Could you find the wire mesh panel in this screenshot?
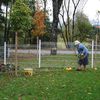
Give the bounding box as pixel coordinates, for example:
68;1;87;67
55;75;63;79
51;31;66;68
41;42;78;68
41;41;100;69
7;44;38;69
93;44;100;68
82;40;100;68
0;40;99;70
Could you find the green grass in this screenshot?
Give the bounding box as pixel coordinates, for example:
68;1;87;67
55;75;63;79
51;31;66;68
0;68;100;100
1;54;99;100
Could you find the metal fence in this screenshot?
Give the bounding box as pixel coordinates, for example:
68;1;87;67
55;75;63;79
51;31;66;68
0;41;100;69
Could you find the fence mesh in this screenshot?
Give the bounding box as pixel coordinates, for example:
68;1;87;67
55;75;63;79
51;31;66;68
0;41;100;69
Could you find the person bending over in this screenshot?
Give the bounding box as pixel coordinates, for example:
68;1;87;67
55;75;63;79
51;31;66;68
74;40;89;70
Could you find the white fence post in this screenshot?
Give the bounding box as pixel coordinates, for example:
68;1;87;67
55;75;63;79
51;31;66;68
4;42;6;65
91;40;94;68
39;39;41;68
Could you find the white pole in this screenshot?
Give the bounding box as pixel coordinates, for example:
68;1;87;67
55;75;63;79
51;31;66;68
4;42;6;65
39;39;41;68
91;40;94;68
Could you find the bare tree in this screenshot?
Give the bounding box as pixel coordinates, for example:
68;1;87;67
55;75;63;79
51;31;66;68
59;0;71;47
58;0;87;48
72;0;81;40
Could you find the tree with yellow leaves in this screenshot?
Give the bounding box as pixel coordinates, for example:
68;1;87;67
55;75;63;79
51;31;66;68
32;8;46;37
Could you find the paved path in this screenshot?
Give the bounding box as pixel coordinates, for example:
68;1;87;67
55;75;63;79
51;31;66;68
10;49;100;54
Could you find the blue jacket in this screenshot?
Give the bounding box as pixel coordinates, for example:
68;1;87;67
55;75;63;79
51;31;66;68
77;43;89;56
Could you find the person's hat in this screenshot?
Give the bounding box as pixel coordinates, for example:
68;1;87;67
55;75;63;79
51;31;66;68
74;40;80;45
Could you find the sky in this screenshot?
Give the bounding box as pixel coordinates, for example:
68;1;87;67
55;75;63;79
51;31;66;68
83;0;100;25
46;0;100;25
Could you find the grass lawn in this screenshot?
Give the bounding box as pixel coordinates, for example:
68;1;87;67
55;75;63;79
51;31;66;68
0;54;100;100
0;68;100;100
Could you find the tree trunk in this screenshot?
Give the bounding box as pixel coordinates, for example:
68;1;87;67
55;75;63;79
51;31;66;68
4;2;8;43
51;0;63;55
